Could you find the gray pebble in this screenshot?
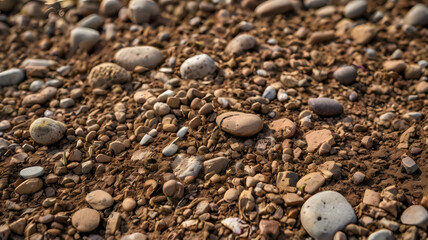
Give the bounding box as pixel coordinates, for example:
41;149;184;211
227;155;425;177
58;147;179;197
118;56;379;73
56;66;71;76
408;95;418;101
128;0;159;25
20;166;45;179
139;134;153;146
46;79;63;88
162;144;178;156
100;0;122;16
368;229;393;240
177;127;189;138
148;129;158;137
70;27;100;52
114;46;164;70
304;0;328;9
0;68;25;86
370;10;384;22
262;86;276;100
256;69;267;77
418;60;428;68
391;49;403;59
406;112;423;121
44;110;54;117
379;112;395;121
59;98;75;108
402;157;418;174
238;21;253;31
333;66;357;85
366;48;376;59
77;14;104;29
180;54;216;80
29;80;44;92
404;4;428;26
349;91;358;101
267;38;277;45
309;98;344;117
344;0;367;19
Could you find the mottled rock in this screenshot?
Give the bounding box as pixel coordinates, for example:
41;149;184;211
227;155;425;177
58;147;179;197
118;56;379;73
29;118;66;145
85;190;114;210
180;54;217;80
172;155;203;180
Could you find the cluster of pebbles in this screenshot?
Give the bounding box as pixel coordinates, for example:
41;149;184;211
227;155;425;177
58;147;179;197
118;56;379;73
0;0;427;239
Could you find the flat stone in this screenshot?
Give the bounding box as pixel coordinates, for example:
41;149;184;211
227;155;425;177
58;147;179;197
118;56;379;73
19;166;44;179
404;4;428;26
72;208;100;232
255;0;294;17
283;193;305;206
216;112;264;137
100;0;122;16
180;54;217;80
203;157;229;174
224;188;239;202
368;229;394;240
350;24;376;44
171;155;203;180
0;68;25;86
15;178;43;195
301;191;357;240
85;190;114;210
333;66;357;85
23;86;58;107
9;218;26;235
269;118;297;138
305;129;335;153
344;0;367;19
309;98;343;117
114;46;163;70
106;212;121;235
416;81;428;93
0;225;10;240
225;34;257;55
296;172;325;194
401;205;428;228
383;60;406;72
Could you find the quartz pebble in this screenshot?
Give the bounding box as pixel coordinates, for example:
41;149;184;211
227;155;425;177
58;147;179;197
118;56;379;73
301;191;357;240
172;155;202;180
19;166;44;179
29;118;66;145
177;127;189;138
163;144;178;156
180;54;217;80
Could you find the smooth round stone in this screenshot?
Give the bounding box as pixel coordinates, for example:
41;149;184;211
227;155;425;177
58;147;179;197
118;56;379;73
255;0;294;17
309;98;344;117
70;27;100;52
180;54;216;80
391;49;403;59
122;198;137;211
139;134;153;145
29;118;66;145
128;0;159;24
401;205;428;228
366;48;376;59
20;59;57;68
114;46;163;70
29;80;44;92
267;38;277;45
404;4;428;26
262;86;276;100
15;178;43;195
0;0;16;12
344;0;367;19
224;188;239;202
0;120;10;131
72;208;100;233
301;191;357;240
368;229;394;240
46;79;63;88
100;0;122;16
238;21;253;31
148;129;158;137
333;66;357;85
177;127;189;138
216;112;264;137
418;60;428;68
163;144;178;156
86;190;114;210
88;63;131;89
370;10;384;22
304;0;327;9
158;90;174;102
162;179;184;199
225;34;257;55
256;69;267;76
0;68;25;86
20;166;44;179
44;110;54;117
59;98;75;108
77;14;103;29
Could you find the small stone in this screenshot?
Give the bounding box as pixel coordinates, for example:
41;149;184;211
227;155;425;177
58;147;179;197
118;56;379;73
361;136;373;148
305;129;335;153
199;103;214;115
344;0;367;19
276;171;299;192
23;86;58;107
224;188;239;202
383;60;406;72
308;31;335;44
352;171;365;184
180;54;217;80
225;34;257;55
277;89;289;102
366;48;376;59
109;141;126;155
333;66;357;85
401;205;428;228
0;68;25;86
100;0;122;16
363;189;380;207
0;120;11;131
333;231;347;240
85;190;114;210
77;14;104;29
139;134;153;145
106;212;121;235
9;218;26;235
404;4;428;26
114;46;163;70
380;112;396;121
88;63;131;89
162;144;178;156
163;180;184;199
301;191;357;240
29;118;66;145
70;27;100;52
404;65;422;79
309;98;343;117
203;157;229;174
259;220;280;236
262;86;276;100
0;225;10;239
19;166;44;179
283;193;305;206
216;112;264;137
72;208;100;233
255;0;294;17
368;229;394;240
120;233;148;240
15;178;43;195
269;118;297;138
350;24;376;44
153;102;170;116
128;0;159;24
29;80;43;92
296;172;325;194
122;198;136;211
305;0;327;9
171;155;203;180
391;49;403;59
59;98;75;108
177;127;189;138
401;157;418;174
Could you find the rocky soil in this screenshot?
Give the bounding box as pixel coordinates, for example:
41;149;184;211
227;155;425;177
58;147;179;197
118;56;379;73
0;0;427;239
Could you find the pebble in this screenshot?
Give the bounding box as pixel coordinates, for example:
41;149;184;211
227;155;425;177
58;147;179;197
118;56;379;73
363;189;380;206
20;59;57;68
418;60;428;68
29;80;44;92
239;21;253;31
88;63;131;89
70;27;100;52
350;24;376;44
224;188;239;202
391;49;403;59
114;46;163;70
180;54;217;80
139;134;153;145
9;218;26;235
416;81;428;93
46;79;63;87
269;118;297;138
304;0;327;9
277;89;289;102
72;208;100;232
400;205;428;228
19;166;44;179
0;0;15;12
262;86;276;100
122;198;136;211
305;129;335;153
29;118;66;145
401;157;418;174
85;190;114;210
333;66;357;85
177;127;188;138
100;0;122;16
172;155;203;180
128;0;159;25
296;172;325;194
0;68;25;86
120;233;148;240
366;48;376;59
162;144;178;156
344;0;367;19
163;180;184;199
404;4;428;26
77;14;103;29
301;191;357;240
380;112;395;121
255;0;294;17
216;112;264;137
404;65;422;79
368;229;394;240
0;120;10;131
309;97;344;117
59;98;75;108
15;178;43;195
203;157;229;174
153;102;170;116
259;220;280;236
352;171;365;184
383;60;406;72
225;34;257;55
